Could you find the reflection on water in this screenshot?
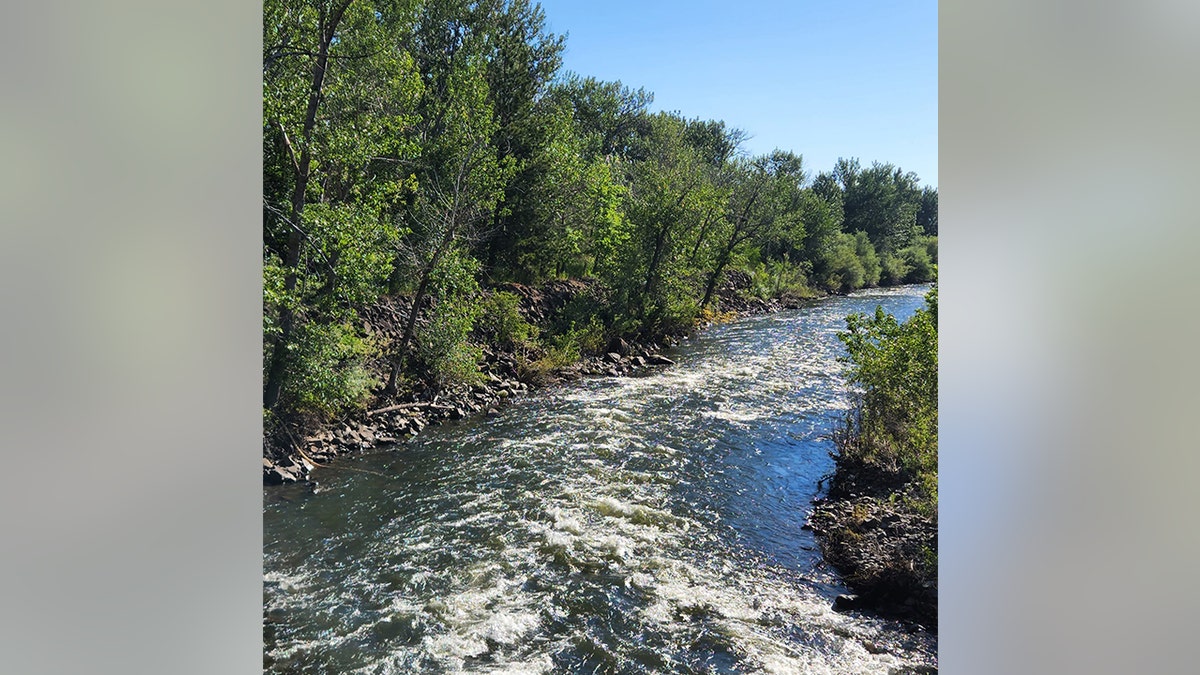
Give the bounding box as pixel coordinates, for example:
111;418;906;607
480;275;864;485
264;285;936;673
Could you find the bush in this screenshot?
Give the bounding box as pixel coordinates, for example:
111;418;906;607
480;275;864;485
281;319;377;418
879;253;910;285
821;234;866;293
898;244;935;283
743;259;815;301
476;291;539;351
415;299;483;390
853;231;882;287
838;286;938;510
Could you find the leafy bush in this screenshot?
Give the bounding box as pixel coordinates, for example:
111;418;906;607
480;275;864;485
879;252;910;285
898;244;935;283
555;315;606;355
744;259;816;301
838;286;938;511
281;319;377;418
820;234;866;293
476;290;539;351
415;299;483;390
853;231;882;287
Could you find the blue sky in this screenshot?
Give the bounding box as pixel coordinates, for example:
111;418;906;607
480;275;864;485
535;1;938;188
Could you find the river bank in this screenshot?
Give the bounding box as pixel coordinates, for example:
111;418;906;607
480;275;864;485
806;460;938;630
805;286;938;632
263;272;820;486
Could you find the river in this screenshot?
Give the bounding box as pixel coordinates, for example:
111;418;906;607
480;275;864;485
264;284;936;674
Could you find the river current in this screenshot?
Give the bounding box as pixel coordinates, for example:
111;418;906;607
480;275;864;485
264;284;936;673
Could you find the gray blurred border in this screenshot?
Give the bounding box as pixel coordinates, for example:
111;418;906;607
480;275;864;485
3;1;1199;673
942;1;1200;673
0;1;261;673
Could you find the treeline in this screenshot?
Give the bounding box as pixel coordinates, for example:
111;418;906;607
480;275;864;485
263;0;937;421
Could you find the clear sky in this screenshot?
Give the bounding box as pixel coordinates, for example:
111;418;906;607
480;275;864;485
535;0;938;188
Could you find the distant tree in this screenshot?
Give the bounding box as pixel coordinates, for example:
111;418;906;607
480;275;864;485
916;186;938;236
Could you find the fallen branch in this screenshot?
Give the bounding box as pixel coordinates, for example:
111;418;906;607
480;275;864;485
366;402;425;417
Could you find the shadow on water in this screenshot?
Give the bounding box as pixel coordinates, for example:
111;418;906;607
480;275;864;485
265;284;936;673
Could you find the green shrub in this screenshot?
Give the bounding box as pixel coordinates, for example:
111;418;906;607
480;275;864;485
838;286;938;510
879;253;910;285
853;231;882;287
282;319;377;418
416;299;483;389
821;234;866;293
477;291;539;351
744;259;816;301
899;244;935;283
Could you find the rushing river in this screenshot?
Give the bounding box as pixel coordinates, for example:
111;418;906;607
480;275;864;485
264;284;936;674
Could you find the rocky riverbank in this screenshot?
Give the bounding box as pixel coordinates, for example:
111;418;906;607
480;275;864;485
805;450;938;631
262;337;681;485
264;273;820;486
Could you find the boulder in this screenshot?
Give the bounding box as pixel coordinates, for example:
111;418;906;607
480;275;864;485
646;354;675;366
832;594;862;612
606;336;631;355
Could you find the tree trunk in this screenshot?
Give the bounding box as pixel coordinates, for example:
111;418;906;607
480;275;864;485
263;2;353;410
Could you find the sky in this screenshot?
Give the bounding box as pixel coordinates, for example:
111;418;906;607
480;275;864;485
535;0;938;188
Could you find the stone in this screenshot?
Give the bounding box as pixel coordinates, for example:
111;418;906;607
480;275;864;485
832;594;861;612
646;354;675;366
606;336;631;355
606;352;622;363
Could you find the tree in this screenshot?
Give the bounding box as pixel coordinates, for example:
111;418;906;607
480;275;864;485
550;73;653;160
916;186;938;236
699;151;804;309
263;0;421;412
839;286;938;498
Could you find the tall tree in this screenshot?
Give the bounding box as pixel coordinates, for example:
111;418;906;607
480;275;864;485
263;0;421;411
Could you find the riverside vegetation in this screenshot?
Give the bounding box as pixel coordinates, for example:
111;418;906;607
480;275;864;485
263;0;937;625
808;287;938;629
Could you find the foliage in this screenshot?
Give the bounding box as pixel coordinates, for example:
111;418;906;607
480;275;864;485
743;259;815;301
413;247;484;389
261;0;937;421
838;287;938;511
476;290;539;351
280;320;378;418
415;298;483;390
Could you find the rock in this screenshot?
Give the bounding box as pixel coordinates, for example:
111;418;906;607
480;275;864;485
633;355;646;368
264;464;299;485
606;336;631;355
646;354;675;366
832;594;862;612
606;352;623;363
486;407;500;418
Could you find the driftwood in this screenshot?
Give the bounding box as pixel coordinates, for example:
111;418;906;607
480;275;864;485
365;402;425;417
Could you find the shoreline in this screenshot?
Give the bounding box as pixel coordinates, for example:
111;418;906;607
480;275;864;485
263;280;826;487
